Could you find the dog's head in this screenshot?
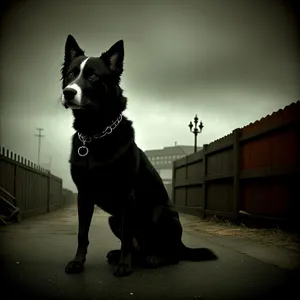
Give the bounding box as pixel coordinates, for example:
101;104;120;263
60;35;127;130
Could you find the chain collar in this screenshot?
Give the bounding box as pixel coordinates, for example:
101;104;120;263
77;114;123;157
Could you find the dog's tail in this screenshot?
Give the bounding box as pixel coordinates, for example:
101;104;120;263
180;242;218;261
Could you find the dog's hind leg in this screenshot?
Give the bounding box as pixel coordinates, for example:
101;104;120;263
107;215;142;266
65;194;94;274
142;207;182;269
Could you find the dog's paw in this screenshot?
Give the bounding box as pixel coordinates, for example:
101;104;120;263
65;260;84;274
144;255;161;268
114;262;132;277
106;249;121;264
144;255;179;268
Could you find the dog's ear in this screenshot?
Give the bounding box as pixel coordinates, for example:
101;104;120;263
100;40;124;76
61;35;85;80
64;35;85;62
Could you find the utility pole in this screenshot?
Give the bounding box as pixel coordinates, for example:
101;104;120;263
34;128;44;165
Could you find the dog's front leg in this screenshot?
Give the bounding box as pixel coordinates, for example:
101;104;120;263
114;193;135;277
114;214;134;277
65;193;94;274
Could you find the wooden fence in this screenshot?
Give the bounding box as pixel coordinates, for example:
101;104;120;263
172;101;300;229
0;146;76;220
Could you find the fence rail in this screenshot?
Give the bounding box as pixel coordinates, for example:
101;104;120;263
172;101;300;230
0;146;76;220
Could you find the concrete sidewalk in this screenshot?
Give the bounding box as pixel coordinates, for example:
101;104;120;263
1;205;299;300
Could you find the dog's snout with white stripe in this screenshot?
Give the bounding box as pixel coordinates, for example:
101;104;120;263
61;58;89;109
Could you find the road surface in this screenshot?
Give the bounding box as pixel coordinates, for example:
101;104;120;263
1;205;299;300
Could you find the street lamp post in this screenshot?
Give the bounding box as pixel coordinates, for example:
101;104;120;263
188;115;204;153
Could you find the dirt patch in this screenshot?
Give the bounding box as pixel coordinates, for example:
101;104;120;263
180;213;300;252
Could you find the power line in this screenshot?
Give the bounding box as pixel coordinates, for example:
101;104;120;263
34;128;44;165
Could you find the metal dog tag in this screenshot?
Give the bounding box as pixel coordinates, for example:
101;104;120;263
78;146;89;157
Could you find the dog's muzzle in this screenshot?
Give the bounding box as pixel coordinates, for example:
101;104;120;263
62;87;82;109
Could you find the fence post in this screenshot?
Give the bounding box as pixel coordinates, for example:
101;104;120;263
60;180;63;208
233;128;241;223
47;174;51;213
292;118;300;232
171;161;176;204
202;144;208;219
13;163;18;207
62;188;65;207
184;156;188;207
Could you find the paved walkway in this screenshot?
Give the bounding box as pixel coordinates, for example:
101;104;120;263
1;205;299;300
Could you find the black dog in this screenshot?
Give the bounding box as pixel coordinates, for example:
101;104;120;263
61;35;217;277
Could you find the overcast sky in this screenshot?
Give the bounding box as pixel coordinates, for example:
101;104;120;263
0;0;299;191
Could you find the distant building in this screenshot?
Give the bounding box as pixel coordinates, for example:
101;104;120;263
144;143;202;185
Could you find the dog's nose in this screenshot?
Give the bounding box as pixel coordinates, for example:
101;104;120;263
63;88;77;101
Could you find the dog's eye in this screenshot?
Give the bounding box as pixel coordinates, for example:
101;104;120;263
68;72;74;79
88;74;99;82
